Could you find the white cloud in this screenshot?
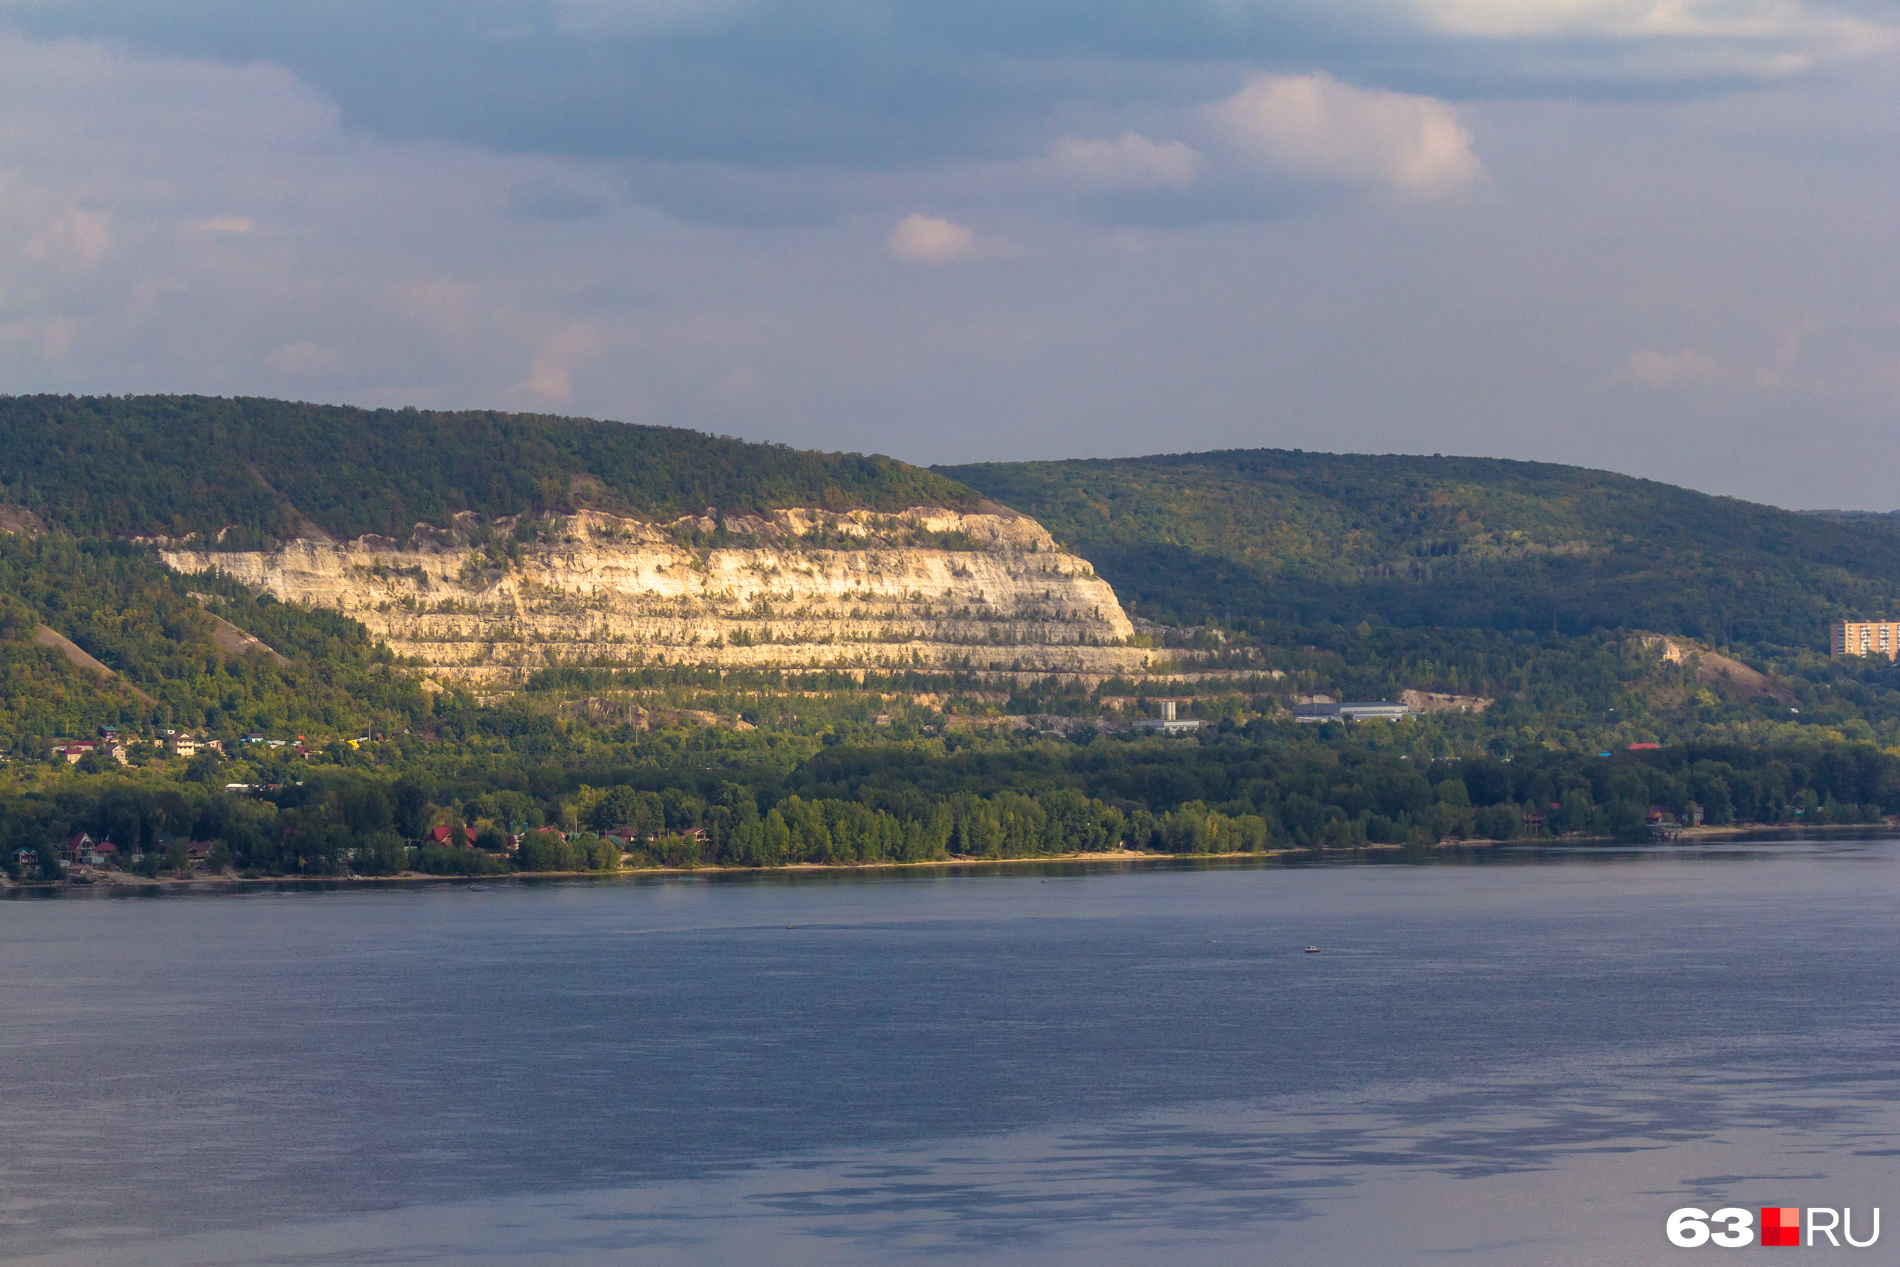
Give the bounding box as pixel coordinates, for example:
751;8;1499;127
1211;73;1482;196
0;33;653;405
1755;316;1820;387
1;317;78;359
885;214;980;265
30;207;112;266
1620;347;1722;386
523;323;601;402
1421;0;1893;47
707;367;765;407
1048;132;1201;190
265;341;342;375
1414;0;1899;79
549;0;753;37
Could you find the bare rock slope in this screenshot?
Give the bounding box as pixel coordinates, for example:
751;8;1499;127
163;506;1150;686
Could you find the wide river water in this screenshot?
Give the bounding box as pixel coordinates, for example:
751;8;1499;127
2;838;1897;1265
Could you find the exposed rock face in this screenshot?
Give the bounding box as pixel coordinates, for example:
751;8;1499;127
162;506;1150;685
1640;635;1794;704
0;503;45;535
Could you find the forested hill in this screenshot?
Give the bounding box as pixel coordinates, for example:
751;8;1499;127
941;449;1900;649
0;395;978;546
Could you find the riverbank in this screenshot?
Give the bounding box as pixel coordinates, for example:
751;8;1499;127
4;821;1880;893
10;849;1177;890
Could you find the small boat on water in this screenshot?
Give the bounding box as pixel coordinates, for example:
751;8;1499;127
1305;946;1320;953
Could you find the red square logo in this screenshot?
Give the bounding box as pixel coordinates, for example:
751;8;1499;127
1761;1207;1801;1247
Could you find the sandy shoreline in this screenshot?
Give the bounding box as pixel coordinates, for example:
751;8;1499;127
2;822;1882;892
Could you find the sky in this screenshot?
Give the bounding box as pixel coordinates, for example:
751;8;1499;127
0;1;1896;508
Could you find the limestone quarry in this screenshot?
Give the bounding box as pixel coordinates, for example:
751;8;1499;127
161;506;1153;687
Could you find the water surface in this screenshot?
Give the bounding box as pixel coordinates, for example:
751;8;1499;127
3;842;1896;1264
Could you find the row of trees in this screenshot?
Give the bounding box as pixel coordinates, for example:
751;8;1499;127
7;736;1897;880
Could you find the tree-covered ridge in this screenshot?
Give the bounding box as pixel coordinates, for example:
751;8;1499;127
941;449;1900;647
0;532;427;742
0;395;980;545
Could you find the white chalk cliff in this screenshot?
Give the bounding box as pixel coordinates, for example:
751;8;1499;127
162;506;1151;686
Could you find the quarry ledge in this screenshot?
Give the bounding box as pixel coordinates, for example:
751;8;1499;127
159;505;1150;685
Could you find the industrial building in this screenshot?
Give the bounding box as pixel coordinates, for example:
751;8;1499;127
1134;700;1203;733
1291;701;1410;724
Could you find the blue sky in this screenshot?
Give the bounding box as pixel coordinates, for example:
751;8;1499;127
0;0;1895;506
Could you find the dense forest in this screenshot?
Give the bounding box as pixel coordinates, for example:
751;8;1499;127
5;716;1891;881
0;395;978;545
943;449;1900;648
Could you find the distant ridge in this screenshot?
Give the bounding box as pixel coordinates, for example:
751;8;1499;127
0;395;979;547
943;448;1900;648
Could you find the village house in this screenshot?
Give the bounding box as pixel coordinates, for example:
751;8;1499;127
57;832;117;867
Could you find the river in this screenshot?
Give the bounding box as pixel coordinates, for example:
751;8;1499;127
3;838;1895;1264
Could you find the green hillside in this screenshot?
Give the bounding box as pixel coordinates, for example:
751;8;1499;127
0;395;977;546
941;449;1900;649
0;531;426;744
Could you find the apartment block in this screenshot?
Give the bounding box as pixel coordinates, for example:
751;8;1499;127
1830;620;1900;659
